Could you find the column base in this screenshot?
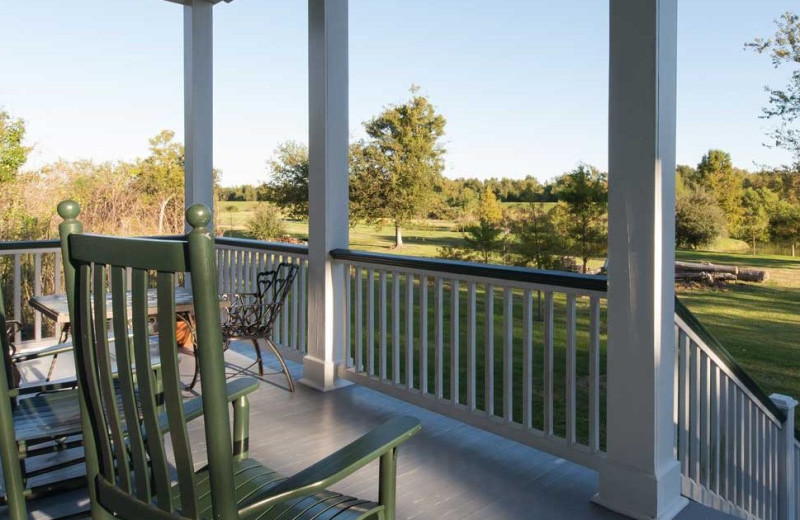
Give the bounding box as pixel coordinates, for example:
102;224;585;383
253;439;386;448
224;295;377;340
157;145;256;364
299;355;352;392
593;459;687;520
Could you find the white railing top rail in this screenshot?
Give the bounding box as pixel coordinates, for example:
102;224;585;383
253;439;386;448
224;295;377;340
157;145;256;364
215;237;308;258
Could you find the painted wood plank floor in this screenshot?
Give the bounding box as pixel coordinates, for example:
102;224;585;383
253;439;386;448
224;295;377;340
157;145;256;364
3;343;734;520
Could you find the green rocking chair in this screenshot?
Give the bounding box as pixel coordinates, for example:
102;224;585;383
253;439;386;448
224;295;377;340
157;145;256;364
68;204;421;520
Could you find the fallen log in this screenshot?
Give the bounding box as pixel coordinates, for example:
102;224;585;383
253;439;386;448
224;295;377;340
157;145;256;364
738;268;769;283
674;261;768;283
676;272;737;284
675;261;737;275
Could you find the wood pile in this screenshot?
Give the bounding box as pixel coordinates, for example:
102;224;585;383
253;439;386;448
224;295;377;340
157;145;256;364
675;261;768;285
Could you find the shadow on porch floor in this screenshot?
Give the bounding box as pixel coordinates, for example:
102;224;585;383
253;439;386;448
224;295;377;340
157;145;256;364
4;342;733;520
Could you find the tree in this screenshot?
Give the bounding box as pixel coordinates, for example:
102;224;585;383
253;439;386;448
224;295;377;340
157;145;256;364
506;204;560;270
746;12;800;163
133;130;185;234
0;110;31;183
553;164;608;273
675;188;727;249
350;87;446;248
264;141;309;219
476;186;503;225
693;150;745;233
462;219;505;263
739;188;771;255
769;199;800;255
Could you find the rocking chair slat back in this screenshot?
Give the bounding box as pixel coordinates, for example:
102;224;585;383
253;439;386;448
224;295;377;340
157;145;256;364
69;205;237;520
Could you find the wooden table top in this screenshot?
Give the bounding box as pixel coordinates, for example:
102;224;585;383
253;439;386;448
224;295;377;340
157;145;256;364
30;287;197;324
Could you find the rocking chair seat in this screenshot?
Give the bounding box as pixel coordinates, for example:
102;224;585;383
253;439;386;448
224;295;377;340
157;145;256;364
12;390;83;444
174;458;381;520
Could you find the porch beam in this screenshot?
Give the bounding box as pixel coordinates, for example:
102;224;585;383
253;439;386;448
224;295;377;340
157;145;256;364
302;0;350;391
594;1;687;519
183;0;215;224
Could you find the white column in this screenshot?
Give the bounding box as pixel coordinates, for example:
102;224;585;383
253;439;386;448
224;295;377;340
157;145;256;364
771;394;797;520
301;0;350;391
183;0;214;221
594;1;687;519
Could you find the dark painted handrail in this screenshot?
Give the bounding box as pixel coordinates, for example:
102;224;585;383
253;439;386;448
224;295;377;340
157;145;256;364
0;239;60;251
214;236;308;256
675;297;788;424
0;236;308;255
330;248;608;292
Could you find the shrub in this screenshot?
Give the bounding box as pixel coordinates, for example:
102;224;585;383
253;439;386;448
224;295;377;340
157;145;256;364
676;188;727;249
246;203;286;241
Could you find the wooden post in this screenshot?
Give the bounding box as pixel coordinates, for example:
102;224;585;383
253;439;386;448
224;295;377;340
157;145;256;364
301;0;350;391
183;0;215;225
771;394;797;520
594;1;687;518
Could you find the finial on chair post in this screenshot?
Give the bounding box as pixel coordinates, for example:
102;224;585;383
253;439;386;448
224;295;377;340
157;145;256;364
186;203;212;232
57;200;81;221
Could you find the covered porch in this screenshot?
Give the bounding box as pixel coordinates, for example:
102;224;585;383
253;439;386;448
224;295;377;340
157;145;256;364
2;0;799;519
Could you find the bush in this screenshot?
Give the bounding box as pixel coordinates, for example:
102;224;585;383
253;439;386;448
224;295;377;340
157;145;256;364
246;203;286;241
676;188;727;249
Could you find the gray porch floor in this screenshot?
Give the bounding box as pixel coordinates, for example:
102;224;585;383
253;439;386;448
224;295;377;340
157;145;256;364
5;343;733;520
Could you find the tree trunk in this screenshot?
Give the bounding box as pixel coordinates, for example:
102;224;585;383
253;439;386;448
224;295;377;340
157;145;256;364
158;195;174;235
394;224;404;248
792;243;796;257
582;257;588;274
752;236;756;256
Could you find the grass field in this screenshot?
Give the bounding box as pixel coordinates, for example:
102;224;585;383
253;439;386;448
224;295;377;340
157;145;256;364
218;201;800;419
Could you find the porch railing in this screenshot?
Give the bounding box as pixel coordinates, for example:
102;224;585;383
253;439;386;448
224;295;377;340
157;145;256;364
3;237;799;520
0;237;309;360
331;249;609;470
675;300;798;520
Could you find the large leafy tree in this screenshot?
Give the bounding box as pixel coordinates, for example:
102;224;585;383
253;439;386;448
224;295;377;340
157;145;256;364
692;150;745;233
350;88;446;248
747;12;800;163
133;130;185;234
263;141;309;219
0;110;31;183
553;164;608;273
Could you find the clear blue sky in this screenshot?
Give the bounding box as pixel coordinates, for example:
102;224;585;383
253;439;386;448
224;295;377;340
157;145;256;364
1;0;796;187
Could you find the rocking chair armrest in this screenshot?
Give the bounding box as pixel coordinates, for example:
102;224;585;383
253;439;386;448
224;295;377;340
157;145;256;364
5;320;22;338
12;380;78;397
11;342;75;363
238;415;421;516
159;376;260;431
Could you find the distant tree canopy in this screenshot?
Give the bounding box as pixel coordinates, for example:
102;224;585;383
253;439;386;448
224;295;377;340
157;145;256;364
0;110;31;183
747;11;800;163
506;203;560;270
690;149;746;233
132;130;185;234
350;88;447;248
263;141;309;220
552;164;608;273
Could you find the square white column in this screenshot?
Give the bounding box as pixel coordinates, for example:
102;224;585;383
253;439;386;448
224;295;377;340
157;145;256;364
593;1;687;519
301;0;350;391
183;0;215;222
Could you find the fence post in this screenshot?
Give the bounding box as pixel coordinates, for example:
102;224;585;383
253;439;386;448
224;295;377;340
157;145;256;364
771;394;798;520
